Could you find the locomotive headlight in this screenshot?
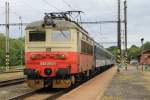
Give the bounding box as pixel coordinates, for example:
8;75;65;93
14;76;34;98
44;68;52;75
31;54;43;60
55;54;66;59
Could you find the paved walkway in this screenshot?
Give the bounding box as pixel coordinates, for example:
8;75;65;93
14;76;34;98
101;66;150;100
57;66;117;100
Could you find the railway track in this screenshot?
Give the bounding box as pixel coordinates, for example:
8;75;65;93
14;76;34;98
8;88;75;100
7;76;88;100
0;70;23;74
8;75;97;100
0;78;26;87
8;66;113;100
8;89;39;100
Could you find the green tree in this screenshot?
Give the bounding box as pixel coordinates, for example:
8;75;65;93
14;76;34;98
0;34;24;68
0;34;5;68
0;49;5;67
0;33;5;49
127;45;141;60
143;42;150;51
107;46;118;59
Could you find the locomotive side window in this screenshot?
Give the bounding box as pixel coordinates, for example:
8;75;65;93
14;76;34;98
81;40;93;55
51;31;71;42
29;31;45;42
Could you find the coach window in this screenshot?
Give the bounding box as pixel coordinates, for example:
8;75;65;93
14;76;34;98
51;31;71;42
29;31;46;42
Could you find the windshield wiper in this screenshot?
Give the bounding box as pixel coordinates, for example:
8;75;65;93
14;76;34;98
60;30;68;39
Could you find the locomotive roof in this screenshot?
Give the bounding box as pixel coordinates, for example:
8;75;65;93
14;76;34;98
25;19;89;34
25;20;44;29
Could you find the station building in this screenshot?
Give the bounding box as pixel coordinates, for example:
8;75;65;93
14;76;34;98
138;49;150;65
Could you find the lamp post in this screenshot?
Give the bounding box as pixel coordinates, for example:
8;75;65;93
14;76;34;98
141;38;144;71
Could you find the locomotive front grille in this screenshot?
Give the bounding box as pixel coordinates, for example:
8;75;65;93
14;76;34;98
24;68;39;78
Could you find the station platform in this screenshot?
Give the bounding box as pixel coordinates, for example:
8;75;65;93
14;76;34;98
101;65;150;100
57;66;117;100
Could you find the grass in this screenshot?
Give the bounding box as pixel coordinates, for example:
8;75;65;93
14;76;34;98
101;96;124;100
142;71;150;93
118;75;133;81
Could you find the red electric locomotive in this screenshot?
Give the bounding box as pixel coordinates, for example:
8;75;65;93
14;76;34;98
24;12;115;89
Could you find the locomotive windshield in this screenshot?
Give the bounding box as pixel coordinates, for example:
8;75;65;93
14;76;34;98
51;31;71;42
29;31;46;42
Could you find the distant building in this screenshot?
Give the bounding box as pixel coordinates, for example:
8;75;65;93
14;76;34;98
138;49;150;65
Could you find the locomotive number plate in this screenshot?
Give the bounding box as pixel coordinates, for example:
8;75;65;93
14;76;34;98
40;62;56;66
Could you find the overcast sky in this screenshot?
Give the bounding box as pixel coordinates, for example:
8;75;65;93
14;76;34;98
0;0;150;48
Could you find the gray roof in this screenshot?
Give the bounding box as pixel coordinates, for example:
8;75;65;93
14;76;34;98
25;20;44;29
25;20;78;30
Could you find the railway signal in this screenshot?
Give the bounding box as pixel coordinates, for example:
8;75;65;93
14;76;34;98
141;38;144;71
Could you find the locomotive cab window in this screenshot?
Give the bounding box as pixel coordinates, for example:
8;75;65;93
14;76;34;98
29;31;46;42
51;31;71;42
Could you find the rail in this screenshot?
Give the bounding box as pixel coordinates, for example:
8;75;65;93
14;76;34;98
0;78;26;87
8;66;114;100
8;90;39;100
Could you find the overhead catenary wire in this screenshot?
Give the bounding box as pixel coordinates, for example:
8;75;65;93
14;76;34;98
0;20;123;27
101;0;116;14
4;0;44;21
65;0;78;9
21;0;44;13
42;0;64;11
61;0;74;10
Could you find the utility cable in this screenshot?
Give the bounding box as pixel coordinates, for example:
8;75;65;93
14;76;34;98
21;0;44;13
42;0;63;11
61;0;74;10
